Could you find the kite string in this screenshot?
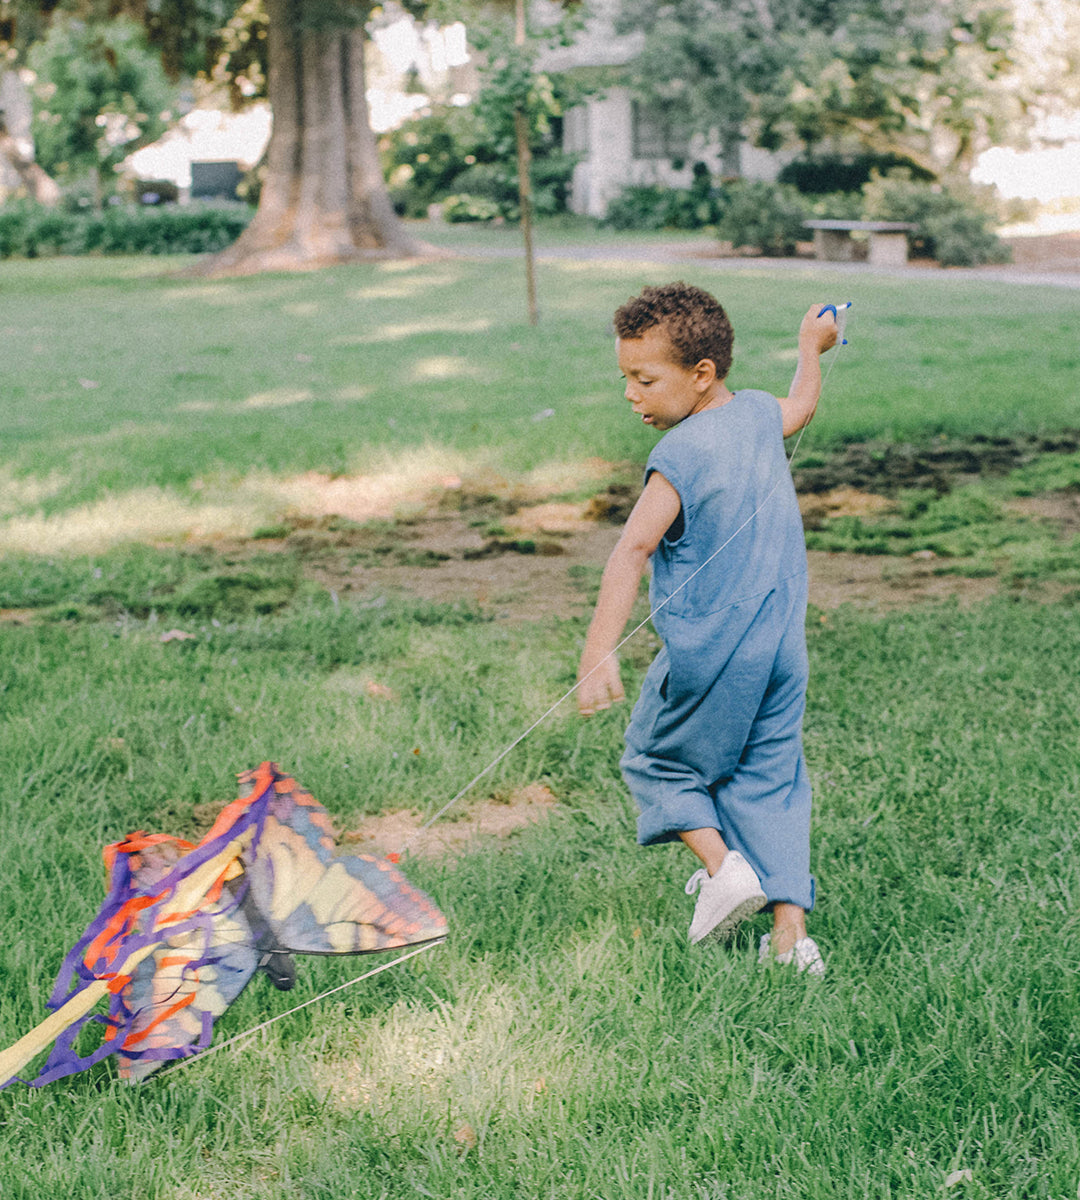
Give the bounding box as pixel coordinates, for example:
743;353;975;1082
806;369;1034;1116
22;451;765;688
397;306;852;855
158;940;444;1077
155;311;849;1075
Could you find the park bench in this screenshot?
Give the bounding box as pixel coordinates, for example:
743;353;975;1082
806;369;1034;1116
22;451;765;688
804;219;916;267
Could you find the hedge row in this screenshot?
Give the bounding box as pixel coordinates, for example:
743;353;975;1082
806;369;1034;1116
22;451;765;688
0;202;253;258
602;173;1011;267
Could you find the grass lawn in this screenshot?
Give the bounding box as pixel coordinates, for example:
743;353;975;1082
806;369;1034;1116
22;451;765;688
2;245;1078;549
2;246;1080;1198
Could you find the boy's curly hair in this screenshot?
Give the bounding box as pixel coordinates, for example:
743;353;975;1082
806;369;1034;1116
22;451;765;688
613;282;733;378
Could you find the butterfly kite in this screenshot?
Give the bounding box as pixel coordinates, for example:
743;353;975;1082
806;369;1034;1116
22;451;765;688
0;762;447;1088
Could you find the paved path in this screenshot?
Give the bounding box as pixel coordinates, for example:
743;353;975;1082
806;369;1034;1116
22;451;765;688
465;239;1080;290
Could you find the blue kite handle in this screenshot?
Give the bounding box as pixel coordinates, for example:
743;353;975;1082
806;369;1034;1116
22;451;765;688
817;301;852;344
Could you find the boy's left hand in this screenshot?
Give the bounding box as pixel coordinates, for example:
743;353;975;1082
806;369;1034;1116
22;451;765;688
577;656;625;716
799;305;840;355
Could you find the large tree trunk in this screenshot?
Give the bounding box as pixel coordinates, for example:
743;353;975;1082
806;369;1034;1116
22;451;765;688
194;0;433;276
0;129;61;206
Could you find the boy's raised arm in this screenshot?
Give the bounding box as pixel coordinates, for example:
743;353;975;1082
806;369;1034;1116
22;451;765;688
577;471;682;716
777;305;839;437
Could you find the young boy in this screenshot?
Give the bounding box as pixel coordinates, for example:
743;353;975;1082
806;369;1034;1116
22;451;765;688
577;282;837;974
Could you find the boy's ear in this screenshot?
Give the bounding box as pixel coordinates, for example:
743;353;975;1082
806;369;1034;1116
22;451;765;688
693;358;718;389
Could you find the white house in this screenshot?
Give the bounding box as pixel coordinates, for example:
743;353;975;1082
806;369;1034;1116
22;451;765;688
536;0;790;219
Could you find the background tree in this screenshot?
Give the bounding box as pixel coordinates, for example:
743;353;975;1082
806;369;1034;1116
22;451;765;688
614;0;796;176
27;16;175;205
3;0;440;272
757;0;1021;177
199;0;436;275
465;1;583;322
616;0;1030;181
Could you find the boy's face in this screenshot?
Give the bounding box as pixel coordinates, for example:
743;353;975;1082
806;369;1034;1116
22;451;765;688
616;327;715;432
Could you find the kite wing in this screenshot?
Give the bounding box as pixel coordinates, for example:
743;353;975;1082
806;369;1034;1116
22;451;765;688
238;765;448;955
111;836;261;1083
0;763;447;1088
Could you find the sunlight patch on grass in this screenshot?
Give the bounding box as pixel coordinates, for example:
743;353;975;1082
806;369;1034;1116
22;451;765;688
0;488;265;554
311;974;590;1128
408;356;482;381
0;469;70;517
553;257;671;273
333;385;373;402
161;283;250;306
242;388;315;409
374;259;450;275
350;269;463;300
523;456;624;497
0;446;484;554
340;316;493;345
260;448;472;525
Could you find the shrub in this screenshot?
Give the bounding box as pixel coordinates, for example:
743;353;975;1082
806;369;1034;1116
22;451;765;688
779;153;934;195
0;201;253;258
804;191;865;220
441;194;502;223
448;152;576;220
862;173;1009;267
603;164;725;231
715;179;810;256
602;185;672;230
382;101;577;222
383;105;488;218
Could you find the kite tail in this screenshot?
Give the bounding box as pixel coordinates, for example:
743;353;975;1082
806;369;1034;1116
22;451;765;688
16;770;277;1087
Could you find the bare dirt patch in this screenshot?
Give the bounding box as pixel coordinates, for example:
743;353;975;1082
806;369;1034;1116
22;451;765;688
1005;491;1080;535
792;432;1080;497
339;783;559;860
179;432;1080;624
806;549;999;610
226;470;1040;620
258;467;1039;617
0;609;36;625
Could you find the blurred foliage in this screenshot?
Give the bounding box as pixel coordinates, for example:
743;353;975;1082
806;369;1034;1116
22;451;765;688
440;191;502;222
617;0;1031;181
778;153;935;195
598;163;1009;266
715;177;810;256
0;197;252;256
863;172;1010;266
381;13;586;223
602;163;726;231
26;16;175;198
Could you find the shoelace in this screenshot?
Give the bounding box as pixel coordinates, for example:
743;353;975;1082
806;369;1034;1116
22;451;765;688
684;868;709;896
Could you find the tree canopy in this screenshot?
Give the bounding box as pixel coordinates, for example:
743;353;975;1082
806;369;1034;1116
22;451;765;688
26;16;175;194
615;0;1033;178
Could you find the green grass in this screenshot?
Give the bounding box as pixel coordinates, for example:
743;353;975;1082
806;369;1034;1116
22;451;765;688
3;251;1080;1197
2;592;1080;1197
802;454;1080;588
2;244;1078;551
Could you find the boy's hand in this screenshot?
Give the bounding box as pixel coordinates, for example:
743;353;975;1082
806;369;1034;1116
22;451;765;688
799;304;840;356
577;655;625;716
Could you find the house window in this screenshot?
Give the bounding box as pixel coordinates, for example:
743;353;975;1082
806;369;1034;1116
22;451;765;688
563;105;590;155
632;102;690;160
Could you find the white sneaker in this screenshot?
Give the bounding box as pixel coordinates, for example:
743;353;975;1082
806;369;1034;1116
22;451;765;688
684;851;766;944
758;932;826;976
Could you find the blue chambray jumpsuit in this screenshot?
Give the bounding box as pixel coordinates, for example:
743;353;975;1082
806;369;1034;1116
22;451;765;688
620;389;815;910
